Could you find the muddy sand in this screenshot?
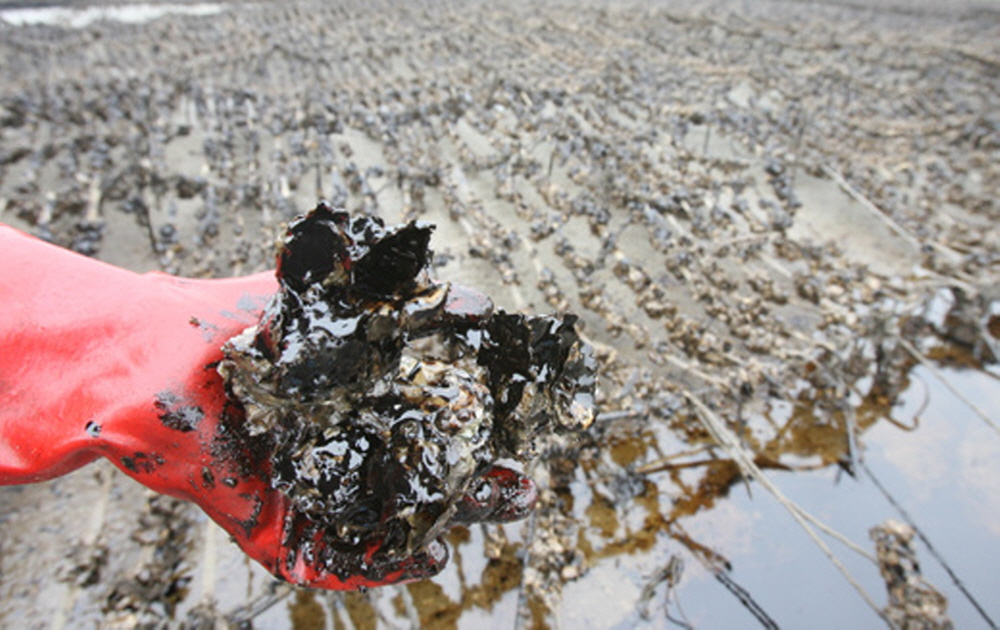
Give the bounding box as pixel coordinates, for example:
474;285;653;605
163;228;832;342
1;0;998;627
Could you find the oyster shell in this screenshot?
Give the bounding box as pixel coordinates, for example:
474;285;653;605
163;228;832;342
219;202;595;582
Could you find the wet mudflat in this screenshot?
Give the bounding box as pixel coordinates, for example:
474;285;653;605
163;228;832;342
0;0;998;627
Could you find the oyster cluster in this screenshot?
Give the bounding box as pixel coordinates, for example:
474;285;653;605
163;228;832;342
219;202;595;582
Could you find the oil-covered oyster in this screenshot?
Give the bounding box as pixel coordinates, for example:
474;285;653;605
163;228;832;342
219;202;595;583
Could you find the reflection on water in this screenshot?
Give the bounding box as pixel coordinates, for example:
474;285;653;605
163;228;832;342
665;363;1000;629
0;3;225;28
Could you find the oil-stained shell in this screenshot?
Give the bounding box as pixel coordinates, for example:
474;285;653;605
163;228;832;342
219;202;596;582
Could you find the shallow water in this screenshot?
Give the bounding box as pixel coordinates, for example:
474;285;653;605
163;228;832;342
636;364;1000;628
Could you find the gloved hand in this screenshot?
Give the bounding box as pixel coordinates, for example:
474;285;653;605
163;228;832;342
0;224;534;590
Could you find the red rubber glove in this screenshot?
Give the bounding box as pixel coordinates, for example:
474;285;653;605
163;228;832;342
0;224;530;589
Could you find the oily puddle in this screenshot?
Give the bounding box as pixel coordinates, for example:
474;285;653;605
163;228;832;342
579;363;1000;629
